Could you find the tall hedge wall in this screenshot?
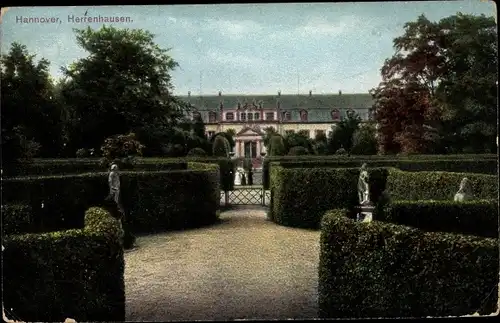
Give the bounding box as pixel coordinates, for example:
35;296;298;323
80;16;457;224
381;200;498;238
2;163;220;235
319;209;499;318
3;207;125;322
263;156;497;189
385;168;498;201
269;166;497;230
5;157;234;191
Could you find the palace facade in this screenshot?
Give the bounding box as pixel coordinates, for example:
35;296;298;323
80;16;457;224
179;91;374;158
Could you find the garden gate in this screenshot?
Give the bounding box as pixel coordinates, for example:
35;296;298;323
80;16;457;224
221;168;270;207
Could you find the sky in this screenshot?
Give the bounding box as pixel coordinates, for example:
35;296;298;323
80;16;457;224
1;1;496;95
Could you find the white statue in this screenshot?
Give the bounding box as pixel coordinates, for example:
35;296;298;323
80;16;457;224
108;163;124;215
234;167;242;186
454;177;472;202
358;163;371;206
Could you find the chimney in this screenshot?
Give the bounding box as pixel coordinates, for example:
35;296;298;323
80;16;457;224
278;90;281;97
309;90;312;97
188;91;191;97
338;90;342;96
219;91;222;97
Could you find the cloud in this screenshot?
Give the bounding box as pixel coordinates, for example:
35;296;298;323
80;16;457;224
204;18;264;40
207;49;264;66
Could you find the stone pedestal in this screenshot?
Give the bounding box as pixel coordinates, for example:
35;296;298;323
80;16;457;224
355;205;375;223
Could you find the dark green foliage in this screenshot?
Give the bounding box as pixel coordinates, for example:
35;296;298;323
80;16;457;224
2;164;220;235
319;210;499;318
2;204;33;235
210;131;235;149
3;207;125;322
386;168;498;201
187;147;208;157
212;135;230;157
288;146;309;156
262;155;497;189
270;166;388;229
351;124;378;155
382;200;498;238
269;135;287;156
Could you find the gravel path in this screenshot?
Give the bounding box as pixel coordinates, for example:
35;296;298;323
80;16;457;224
124;206;320;321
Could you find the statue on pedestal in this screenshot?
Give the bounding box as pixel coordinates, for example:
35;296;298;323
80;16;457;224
454;177;472;202
108;163;124;216
357;163;371;206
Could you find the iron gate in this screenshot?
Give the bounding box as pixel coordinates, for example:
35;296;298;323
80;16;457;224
220;169;270;206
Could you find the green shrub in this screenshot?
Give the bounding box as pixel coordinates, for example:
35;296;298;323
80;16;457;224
2;164;220;235
386;168;498;201
381;200;498;238
75;148;89;158
351;125;378;155
269;135;287;156
213;135;230;157
3;207;125;322
100;132;145;163
270;166;387;229
262;156;497;190
319;210;499;318
288;146;309;156
335;147;347;155
2;204;33;235
187;147;208;157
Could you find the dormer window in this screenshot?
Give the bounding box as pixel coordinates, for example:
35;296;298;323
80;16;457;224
282;111;291;121
331;109;340;120
226;112;234;121
300;110;308;121
208;111;217;123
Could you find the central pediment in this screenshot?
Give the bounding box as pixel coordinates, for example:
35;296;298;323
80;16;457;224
236;125;264;136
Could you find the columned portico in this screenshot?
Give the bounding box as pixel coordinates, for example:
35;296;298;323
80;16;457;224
234;126;265;159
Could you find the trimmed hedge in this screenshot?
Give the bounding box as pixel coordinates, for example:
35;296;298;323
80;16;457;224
2;163;221;235
385;168;498;201
381;200;498;238
1;204;33;235
3;207;125;322
6;157;235;191
262;155;497;189
319;209;499;318
269;166;388;229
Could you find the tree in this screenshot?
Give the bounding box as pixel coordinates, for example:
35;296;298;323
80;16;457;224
210;131;235;151
59;26;188;155
371;13;497;154
351;123;378;155
313;131;328;155
212;135;230;157
284;131;314;153
1;43;64;162
269;135;287;156
263;126;279;149
327;113;361;154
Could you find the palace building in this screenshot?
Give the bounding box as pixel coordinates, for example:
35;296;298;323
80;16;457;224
179;90;374;159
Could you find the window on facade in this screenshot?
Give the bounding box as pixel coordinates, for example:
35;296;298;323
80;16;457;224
254;112;260;120
226;112;234;121
331;109;340;120
285;130;295;136
300;110;308;122
240;112;246;121
266;112;274;121
208;111;217;123
298;130;310;138
282;111;291;121
247;113;253;121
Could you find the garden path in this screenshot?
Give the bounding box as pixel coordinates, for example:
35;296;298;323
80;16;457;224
124;206;320;321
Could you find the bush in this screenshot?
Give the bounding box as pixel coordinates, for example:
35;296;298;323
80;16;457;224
2;204;33;235
3;207;125;322
269;135;287;156
261;155;497;190
335;147;348;155
213;135;230;157
75;148;89;158
385;168;498;201
2;165;220;235
187;147;208;157
288;146;309;156
319;209;499;318
381;200;498;238
351;125;377;155
100;132;145;164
